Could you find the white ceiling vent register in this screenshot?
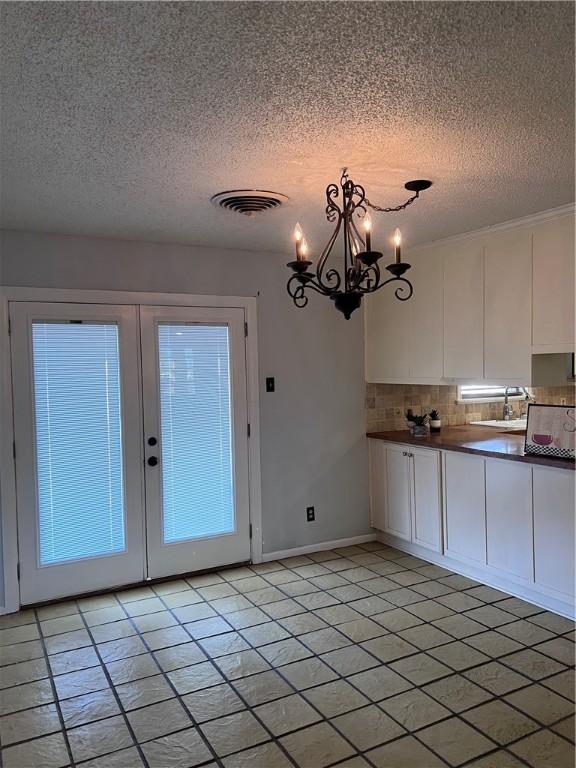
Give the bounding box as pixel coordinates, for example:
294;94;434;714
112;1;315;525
210;189;288;216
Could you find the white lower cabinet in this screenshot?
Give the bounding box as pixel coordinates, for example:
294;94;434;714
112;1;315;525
485;459;533;580
369;440;442;552
533;465;575;598
443;452;486;564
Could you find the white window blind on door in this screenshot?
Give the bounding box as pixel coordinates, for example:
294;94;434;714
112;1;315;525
32;322;126;565
158;324;235;542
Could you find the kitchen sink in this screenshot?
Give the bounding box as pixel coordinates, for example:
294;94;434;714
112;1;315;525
470;419;527;430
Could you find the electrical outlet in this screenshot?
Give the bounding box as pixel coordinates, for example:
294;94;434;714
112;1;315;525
306;506;315;522
266;377;275;393
561;398;567;405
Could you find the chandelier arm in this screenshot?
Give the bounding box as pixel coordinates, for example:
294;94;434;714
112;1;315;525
364;191;420;213
316;215;343;290
353;262;381;291
370;275;414;300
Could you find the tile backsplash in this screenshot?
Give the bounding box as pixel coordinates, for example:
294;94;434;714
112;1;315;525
366;383;576;432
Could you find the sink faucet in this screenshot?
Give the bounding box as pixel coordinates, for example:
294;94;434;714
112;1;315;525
503;386;515;421
520;387;536;418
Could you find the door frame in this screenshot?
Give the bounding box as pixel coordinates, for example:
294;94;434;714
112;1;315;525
0;288;263;614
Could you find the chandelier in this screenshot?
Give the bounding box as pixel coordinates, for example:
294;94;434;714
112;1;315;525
286;169;432;318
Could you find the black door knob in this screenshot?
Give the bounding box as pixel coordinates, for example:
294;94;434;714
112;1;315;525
147;456;158;466
148;437;157;446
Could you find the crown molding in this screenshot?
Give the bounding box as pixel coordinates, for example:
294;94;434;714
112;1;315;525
413;202;575;252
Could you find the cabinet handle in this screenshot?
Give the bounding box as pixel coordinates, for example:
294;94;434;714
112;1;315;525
402;451;407;456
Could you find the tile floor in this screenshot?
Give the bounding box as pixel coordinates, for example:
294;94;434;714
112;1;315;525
0;542;574;768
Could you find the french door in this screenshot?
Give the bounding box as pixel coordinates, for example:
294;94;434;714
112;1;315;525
10;301;251;604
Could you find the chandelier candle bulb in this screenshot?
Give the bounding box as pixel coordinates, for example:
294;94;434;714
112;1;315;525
294;222;304;260
363;212;372;251
394;228;402;264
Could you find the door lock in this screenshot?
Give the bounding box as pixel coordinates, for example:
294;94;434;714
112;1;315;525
147;456;158;466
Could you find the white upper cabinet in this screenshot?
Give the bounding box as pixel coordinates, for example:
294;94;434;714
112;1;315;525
365;276;411;381
409;247;444;379
484;228;532;382
532;215;575;353
443;241;484;380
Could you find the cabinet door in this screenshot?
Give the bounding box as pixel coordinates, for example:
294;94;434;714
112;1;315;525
409;247;443;379
532;215;575;352
486;459;533;580
365;284;411;381
484;229;532;381
384;445;412;540
533;466;575;597
411;448;442;552
443;452;486;563
443;243;484;379
368;440;387;531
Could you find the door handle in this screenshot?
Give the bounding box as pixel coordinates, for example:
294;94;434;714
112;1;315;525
147;456;158;467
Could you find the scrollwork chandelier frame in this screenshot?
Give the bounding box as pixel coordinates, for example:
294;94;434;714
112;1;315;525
286;169;432;318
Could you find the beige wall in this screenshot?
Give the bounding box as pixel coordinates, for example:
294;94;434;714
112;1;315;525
366;383;576;432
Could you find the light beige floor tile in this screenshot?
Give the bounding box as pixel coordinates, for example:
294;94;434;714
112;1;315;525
300;627;351;654
464;630;523;658
423;674;493;713
321;644;380;675
466;751;527;768
390;652;453;687
498;649;566;680
258;638;313;666
131;611;177;633
528;612;575;635
397;623;453;650
49;646;100;676
542;669;575;701
328;585;371;602
77;595;119;613
552;716;575;743
510;729;575;768
505;683;574;725
127;698;190;742
439;576;483;592
153;642;207;672
347;665;413;701
184;616;233;639
183;682;245;722
142;727;213;768
198;632;250;658
186;572;225;588
142;626;191;651
45;629;94;655
173;603;216;624
303;679;369;717
274;580;316;598
209;595;253;614
60;688;120;728
418;717;496;766
1;732;70;768
167;661;224;694
333;704;405;750
379;688;451;731
432;614;487;639
97;635;147;664
80;745;144;767
67;714;133;762
232;576;270;594
464;605;516;628
106;653;160;686
366;734;446;767
279;657;338;690
247;587;286;606
294;592;340;611
263;570;299;586
197;583;239;601
361;634;419;663
254;693;321;735
416;565;453;579
464;661;532;695
463;700;539;745
90;620;136;644
280;721;355;768
222;740;292;768
162;589;204;609
428;641;491;671
405;599;455;621
278;613;327;635
239;622;290;647
309;574;349;590
372;607;423;632
337;618;387;642
257;598;306;619
40;615;85;637
116;587;157;603
498;619;555;645
0;702;61;745
54;665;109;700
436;592;484;612
534;637;575;666
411;581;455;599
383;588;425;607
221;607;270;629
496;598;544;619
360;577;398;595
348;596;394;616
0;610;36;630
123;597;165;617
214;649;270;680
0;639;44;667
232;669;293;706
152;579;190;596
37;603;78;621
83;606;126;627
220;567;255;582
0;656;49;688
200;709;269;756
341;566;377;582
292;564;331;579
0;678;55;716
116;673;175;711
0;623;40;647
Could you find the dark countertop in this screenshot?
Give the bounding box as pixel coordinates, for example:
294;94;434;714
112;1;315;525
367;426;575;471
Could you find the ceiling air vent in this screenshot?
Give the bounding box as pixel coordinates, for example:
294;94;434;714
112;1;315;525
211;189;288;216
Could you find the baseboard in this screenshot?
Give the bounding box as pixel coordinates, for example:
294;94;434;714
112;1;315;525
377;533;575;620
262;534;377;562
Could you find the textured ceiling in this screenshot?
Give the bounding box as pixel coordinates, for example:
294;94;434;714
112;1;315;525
1;1;574;256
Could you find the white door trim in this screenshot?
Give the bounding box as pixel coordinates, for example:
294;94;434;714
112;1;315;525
0;287;262;613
